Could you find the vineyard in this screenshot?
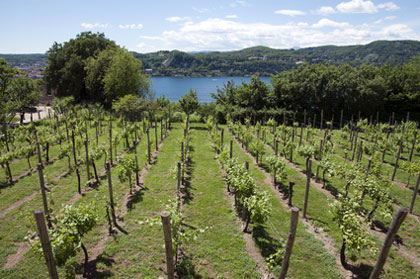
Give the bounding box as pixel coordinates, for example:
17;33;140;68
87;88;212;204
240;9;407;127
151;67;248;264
0;103;420;279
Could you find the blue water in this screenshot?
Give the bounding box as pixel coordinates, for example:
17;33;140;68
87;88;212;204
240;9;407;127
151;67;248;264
150;76;271;103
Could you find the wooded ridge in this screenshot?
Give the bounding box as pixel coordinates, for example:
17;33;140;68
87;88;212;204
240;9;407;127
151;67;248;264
2;40;420;77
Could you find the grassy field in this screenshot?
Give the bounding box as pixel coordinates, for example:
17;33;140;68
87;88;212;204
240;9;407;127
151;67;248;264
0;120;419;278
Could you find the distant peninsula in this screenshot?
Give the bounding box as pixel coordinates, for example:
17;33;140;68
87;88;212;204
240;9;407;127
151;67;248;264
2;40;420;78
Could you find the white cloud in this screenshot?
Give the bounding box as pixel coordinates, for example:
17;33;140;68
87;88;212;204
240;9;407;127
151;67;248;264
380;24;412;38
135;18;420;53
336;0;377;14
336;0;399;14
165;16;190;22
81;23;108;29
374;15;396;24
119;24;143;29
314;6;336;16
312;18;351;28
192;7;209;13
274;9;306;16
140;35;163;40
377;2;399;11
226;14;238;19
230;1;250;8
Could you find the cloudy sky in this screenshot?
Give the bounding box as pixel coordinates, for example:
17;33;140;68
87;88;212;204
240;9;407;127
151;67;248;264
1;0;419;53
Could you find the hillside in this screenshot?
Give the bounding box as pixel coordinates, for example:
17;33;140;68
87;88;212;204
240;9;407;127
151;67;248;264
135;40;420;76
2;40;420;77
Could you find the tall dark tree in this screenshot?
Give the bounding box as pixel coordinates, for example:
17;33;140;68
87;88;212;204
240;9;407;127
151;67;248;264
43;32;116;102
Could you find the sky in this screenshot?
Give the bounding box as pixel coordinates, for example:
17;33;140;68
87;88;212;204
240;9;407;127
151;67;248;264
1;0;420;54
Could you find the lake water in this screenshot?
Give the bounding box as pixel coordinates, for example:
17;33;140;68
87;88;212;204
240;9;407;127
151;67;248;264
150;76;271;103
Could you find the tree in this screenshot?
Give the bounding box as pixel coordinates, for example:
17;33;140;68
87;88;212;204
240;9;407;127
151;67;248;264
112;94;146;122
0;58;21;126
44;32;116;101
102;48;150;106
179;89;198;131
44;32;150;107
8;77;42;123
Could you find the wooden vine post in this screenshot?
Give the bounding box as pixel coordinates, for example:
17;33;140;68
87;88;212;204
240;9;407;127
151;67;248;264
340;109;344;129
369;208;408;279
147;128;151;164
315;139;323;181
133;140;140;186
409;171;420;214
35;129;43;165
155;120;158;151
391;141;403;181
76;168;81;194
299;125;303;148
181;141;185;163
409;131;417;162
106;162;117;225
357;140;363;162
229;139;233;159
279;207;299;279
275;139;278;156
109;116;113;165
177;161;181;203
161;211;175;279
320;109;324;129
303;159;312;219
33;210;59;279
161;119;164;141
221;128;224;149
84;140;91;184
288;181;295;207
37;163;52;228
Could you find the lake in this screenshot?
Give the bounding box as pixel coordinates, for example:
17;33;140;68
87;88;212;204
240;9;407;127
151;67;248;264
150;76;271;103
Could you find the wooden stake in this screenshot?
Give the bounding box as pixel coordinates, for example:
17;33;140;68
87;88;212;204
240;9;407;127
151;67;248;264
279;207;299;279
109;117;113;165
147;128;151;164
33;210;59;279
181;141;185;163
409;131;417;162
161;211;175;279
177;161;181;202
84;140;91;183
106;162;117;225
391;141;402;181
409;171;420;214
303;159;311;219
221;128;224;148
133;140;139;186
288;182;295;207
369;208;408;279
38;163;52;228
340;109;343;129
155;120;158;151
229;140;233;159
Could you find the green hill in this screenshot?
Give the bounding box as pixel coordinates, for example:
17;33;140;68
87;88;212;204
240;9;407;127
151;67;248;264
2;40;420;77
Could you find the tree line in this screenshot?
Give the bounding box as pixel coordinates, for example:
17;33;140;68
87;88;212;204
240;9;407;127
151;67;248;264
212;56;420;124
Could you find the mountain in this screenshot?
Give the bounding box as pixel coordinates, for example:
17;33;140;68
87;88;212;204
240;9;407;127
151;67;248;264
134;40;420;76
2;40;420;77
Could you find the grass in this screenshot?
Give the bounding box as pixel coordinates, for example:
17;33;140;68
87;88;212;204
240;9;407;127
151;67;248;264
222;126;343;278
0;120;162;277
1;119;419;278
228;123;420;278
